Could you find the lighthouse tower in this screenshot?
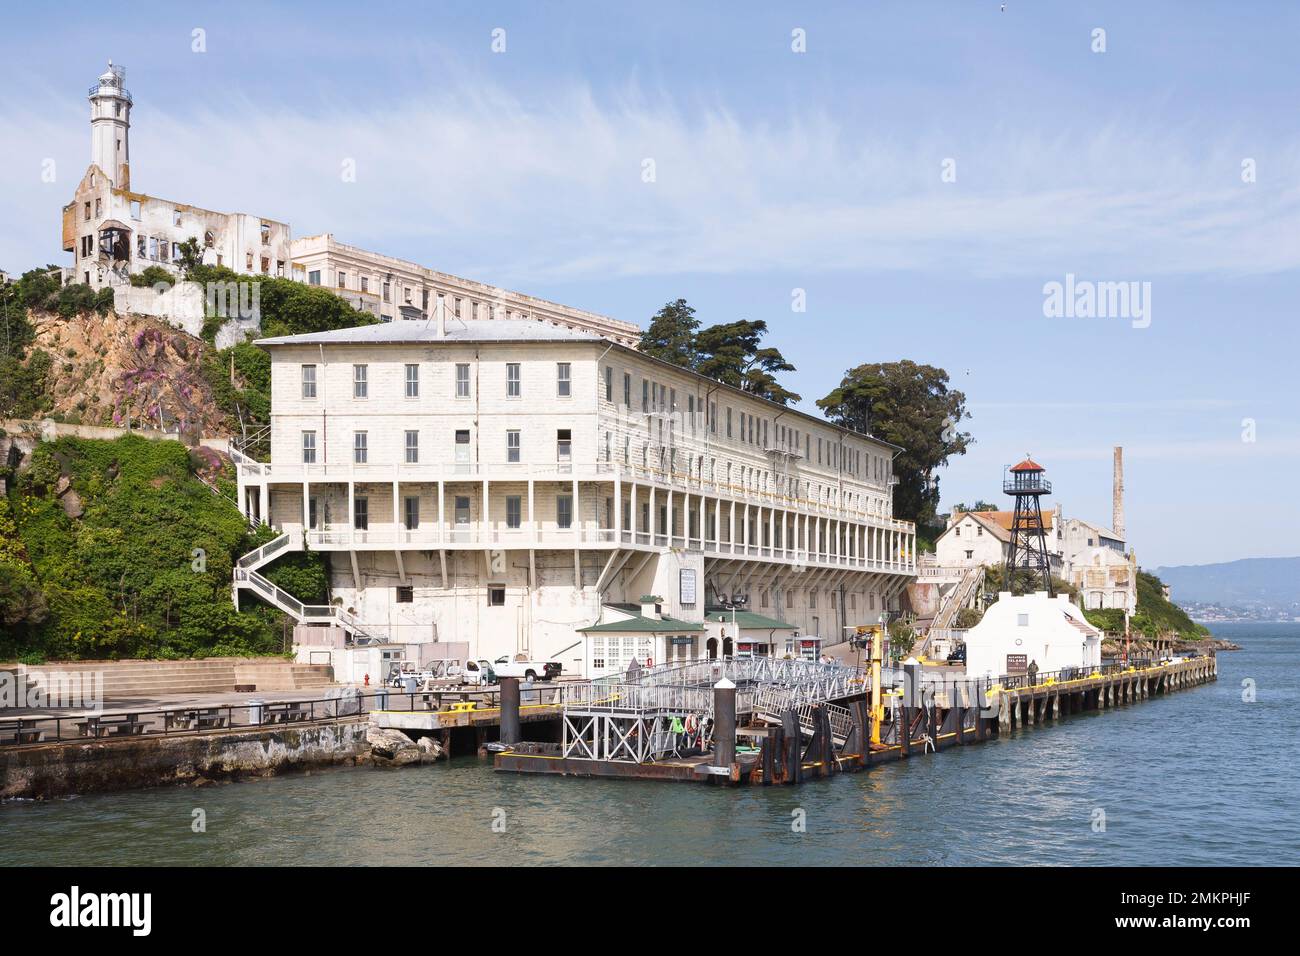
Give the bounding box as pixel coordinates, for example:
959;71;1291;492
89;61;132;189
1003;456;1055;596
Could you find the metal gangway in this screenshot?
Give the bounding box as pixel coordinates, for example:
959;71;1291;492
558;658;869;762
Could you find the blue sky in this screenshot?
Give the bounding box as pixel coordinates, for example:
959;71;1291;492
1;1;1297;567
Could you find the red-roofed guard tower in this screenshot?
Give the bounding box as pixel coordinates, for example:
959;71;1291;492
1003;457;1054;596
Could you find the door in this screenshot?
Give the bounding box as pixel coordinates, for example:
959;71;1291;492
454;429;471;474
454;496;471;543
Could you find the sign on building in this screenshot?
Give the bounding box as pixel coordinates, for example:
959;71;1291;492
679;568;697;606
1006;653;1028;675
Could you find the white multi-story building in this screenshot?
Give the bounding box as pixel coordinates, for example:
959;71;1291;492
62;62;292;290
233;315;917;675
290;233;642;346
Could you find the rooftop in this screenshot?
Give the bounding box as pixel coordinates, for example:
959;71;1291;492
255;317;606;348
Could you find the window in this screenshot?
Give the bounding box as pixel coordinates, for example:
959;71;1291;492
337;271;347;289
488;587;506;607
642;379;649;410
1017;613;1030;627
604;366;613;402
557;362;571;397
301;365;316;399
308;270;321;285
506;496;521;529
506;362;521;398
404;364;419;398
130;200;141;220
382;282;391;303
353;431;368;464
556;495;573;529
556;429;572;462
353;364;368;398
727;408;733;438
506;430;521;463
455;363;470;398
786;590;795;609
353;498;369;531
260;222;271;245
404;497;419;531
308;497;319;530
396;586;413;603
301;430;316;464
623;372;631;406
404;430;419;464
136;234;146;258
809;588;818;608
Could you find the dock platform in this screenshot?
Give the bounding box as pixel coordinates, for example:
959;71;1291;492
494;656;1217;785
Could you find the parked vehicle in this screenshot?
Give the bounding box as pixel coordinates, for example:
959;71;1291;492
492;656;563;681
462;659;498;686
385;662;436;688
946;645;967;665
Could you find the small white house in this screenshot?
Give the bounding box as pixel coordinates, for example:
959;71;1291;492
963;591;1102;680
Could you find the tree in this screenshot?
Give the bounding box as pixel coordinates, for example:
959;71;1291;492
952;500;998;513
694;320;800;405
817;360;972;526
639;299;699;368
177;237;205;275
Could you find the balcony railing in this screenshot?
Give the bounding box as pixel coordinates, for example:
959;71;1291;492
297;524;914;573
240;459;915;533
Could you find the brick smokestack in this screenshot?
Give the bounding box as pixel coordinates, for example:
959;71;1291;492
1112;446;1125;540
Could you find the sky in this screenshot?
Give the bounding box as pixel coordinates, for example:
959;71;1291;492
0;1;1296;567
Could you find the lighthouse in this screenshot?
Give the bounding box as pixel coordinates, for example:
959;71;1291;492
89;61;132;189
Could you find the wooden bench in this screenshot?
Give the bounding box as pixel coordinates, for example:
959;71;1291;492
0;719;43;745
164;708;230;731
76;714;146;738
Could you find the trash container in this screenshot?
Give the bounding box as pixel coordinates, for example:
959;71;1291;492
246;699;265;724
403;677;418;694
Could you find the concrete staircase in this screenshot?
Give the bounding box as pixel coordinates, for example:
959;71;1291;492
4;658;334;700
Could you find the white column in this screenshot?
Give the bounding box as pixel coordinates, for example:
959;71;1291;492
527;479;535;544
347;481;355;543
572;478;579;541
614;472;622;541
438;479;445;544
482;479;490;544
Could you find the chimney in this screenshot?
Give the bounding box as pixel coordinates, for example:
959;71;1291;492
436;294;446;338
1112;446;1125;541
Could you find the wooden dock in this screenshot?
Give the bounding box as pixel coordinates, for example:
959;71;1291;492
493;656;1217;785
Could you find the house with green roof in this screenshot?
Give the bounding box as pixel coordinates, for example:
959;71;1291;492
703;606;810;660
577;596;705;677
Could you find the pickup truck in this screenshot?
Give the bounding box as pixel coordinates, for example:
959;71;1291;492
492;656;563;682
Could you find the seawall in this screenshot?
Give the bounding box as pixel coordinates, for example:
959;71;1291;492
1;720;369;800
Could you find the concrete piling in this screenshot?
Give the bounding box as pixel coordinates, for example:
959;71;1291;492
499;677;521;747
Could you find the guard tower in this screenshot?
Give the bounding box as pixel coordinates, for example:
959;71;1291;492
1003;456;1054;596
89;61;132;189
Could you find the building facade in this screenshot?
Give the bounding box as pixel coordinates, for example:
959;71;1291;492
233;319;917;674
290;233;641;345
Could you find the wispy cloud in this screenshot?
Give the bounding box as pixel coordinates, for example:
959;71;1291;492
3;78;1299;282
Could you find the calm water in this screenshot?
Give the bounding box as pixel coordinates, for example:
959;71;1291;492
2;622;1296;866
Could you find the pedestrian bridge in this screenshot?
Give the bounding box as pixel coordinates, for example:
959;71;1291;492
557;658;868;762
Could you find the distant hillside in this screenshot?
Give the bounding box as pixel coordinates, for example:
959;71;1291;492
1152;557;1300;608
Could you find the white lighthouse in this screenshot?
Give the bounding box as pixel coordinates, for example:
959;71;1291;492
89;61;131;189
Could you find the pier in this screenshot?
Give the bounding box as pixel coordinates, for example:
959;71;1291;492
494;655;1218;785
